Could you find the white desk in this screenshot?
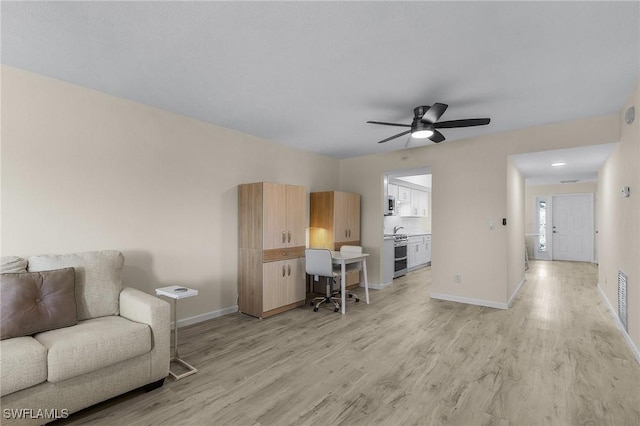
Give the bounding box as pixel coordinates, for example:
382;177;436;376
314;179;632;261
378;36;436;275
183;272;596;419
155;286;198;380
330;251;370;314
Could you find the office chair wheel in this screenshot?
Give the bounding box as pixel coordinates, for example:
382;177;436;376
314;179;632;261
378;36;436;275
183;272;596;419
348;294;353;298
313;307;319;312
310;301;314;306
334;307;339;312
355;298;360;303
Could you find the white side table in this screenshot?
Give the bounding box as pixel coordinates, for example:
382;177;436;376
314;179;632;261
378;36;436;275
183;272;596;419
155;285;198;380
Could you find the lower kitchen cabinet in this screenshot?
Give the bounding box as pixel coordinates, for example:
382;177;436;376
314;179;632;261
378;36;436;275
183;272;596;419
407;235;431;270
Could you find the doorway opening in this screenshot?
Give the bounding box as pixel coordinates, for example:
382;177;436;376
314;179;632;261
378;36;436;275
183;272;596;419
534;194;594;262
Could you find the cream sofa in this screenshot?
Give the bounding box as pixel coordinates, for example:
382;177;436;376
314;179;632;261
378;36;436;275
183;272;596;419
0;250;170;425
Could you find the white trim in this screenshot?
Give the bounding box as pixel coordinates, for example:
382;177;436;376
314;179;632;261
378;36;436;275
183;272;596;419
429;293;508;310
175;305;238;328
597;284;640;365
507;276;527;307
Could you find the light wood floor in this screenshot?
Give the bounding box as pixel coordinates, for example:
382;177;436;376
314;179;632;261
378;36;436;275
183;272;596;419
56;261;640;425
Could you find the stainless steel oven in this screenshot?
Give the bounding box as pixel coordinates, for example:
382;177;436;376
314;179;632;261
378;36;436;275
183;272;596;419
393;235;408;278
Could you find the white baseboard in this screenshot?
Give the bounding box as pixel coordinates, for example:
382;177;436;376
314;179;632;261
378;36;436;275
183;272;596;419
507;276;527;307
175;305;238;328
429;293;508;310
597;284;640;365
362;281;391;290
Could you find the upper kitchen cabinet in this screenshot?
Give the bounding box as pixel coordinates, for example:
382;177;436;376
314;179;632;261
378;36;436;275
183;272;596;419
310;191;361;249
410;189;429;217
397;186;411;203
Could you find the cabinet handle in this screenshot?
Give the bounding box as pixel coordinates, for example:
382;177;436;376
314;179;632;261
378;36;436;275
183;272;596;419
345;230;348;238
282;265;286;277
282;231;286;243
288;231;291;243
416;245;418;252
348;229;351;238
287;264;291;276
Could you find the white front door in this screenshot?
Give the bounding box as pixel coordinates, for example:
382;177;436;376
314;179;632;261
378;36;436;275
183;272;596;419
551;194;594;262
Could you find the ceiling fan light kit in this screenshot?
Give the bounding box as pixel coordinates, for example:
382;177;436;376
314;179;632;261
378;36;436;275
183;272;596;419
412;121;434;139
368;103;490;145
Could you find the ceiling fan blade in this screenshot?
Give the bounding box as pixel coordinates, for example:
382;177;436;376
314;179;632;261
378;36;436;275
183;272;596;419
434;118;491;129
421;103;448;124
367;121;411;128
377;130;411;144
429;130;446;143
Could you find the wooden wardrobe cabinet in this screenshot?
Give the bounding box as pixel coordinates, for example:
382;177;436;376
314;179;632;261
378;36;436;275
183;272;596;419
238;182;306;318
309;191;361;287
310;191;361;249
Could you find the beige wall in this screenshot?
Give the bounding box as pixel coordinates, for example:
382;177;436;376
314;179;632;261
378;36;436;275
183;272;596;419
1;66;340;322
506;159;525;302
597;81;640;357
3;64;636;351
524;182;598;259
340;114;619;307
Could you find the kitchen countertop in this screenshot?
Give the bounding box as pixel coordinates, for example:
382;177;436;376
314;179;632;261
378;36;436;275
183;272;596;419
383;233;431;239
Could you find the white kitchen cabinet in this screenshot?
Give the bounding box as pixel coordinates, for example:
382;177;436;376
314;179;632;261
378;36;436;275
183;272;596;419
424;234;431;264
408;235;431;269
406;189;428;216
398;186;411;203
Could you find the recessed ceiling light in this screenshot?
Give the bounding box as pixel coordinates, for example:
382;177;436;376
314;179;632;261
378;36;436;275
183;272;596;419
551;162;567;167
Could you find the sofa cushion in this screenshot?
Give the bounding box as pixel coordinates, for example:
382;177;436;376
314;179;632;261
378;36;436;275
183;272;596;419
0;268;77;340
0;337;48;396
34;315;151;383
1;256;27;273
28;250;124;320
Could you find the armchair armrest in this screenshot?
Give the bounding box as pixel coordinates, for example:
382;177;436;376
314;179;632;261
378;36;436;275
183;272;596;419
119;287;170;381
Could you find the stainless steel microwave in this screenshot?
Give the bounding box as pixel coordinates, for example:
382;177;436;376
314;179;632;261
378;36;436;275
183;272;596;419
385;195;395;216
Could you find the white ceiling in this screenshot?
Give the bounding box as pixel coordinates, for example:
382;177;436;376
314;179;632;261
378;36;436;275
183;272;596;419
2;1;639;167
510;143;618;186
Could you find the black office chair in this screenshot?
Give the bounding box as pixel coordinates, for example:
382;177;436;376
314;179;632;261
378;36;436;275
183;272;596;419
305;249;341;312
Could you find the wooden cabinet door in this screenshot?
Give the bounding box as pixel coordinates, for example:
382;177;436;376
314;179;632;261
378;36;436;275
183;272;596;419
263;260;286;312
263;183;287;250
288;257;306;305
333;191;349;243
263;258;305;312
286;185;306;247
346;192;360;242
334;192;360;243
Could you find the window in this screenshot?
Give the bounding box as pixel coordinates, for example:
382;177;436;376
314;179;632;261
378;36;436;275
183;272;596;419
538;200;547;252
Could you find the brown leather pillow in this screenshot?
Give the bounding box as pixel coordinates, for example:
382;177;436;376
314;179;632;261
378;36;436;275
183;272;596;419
1;268;77;340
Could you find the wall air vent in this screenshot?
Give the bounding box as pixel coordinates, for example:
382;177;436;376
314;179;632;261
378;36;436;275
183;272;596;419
560;180;579;184
618;270;628;332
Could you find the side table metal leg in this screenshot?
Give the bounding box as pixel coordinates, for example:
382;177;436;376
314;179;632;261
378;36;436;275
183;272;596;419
169;297;198;380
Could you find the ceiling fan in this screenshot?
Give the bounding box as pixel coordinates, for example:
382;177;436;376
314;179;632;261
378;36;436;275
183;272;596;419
367;103;490;145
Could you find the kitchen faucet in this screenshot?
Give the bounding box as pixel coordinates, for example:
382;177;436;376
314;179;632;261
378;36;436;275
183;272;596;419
393;226;404;234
